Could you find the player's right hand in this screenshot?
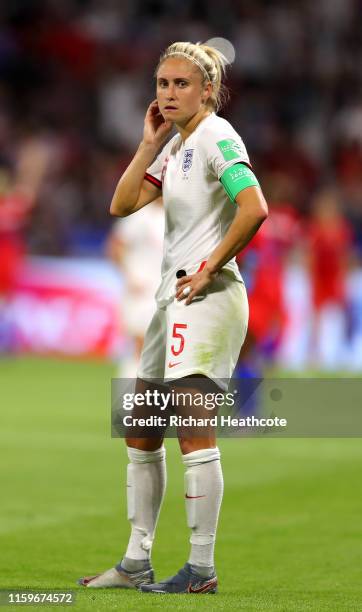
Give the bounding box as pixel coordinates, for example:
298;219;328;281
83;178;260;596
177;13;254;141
143;100;173;148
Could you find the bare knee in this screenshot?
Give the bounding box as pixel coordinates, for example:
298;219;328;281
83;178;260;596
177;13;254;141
178;437;216;456
125;437;164;452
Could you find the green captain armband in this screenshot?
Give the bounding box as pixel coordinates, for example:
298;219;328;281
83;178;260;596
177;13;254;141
220;163;259;203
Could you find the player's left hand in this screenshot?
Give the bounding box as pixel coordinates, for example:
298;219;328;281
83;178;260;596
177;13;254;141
175;268;218;305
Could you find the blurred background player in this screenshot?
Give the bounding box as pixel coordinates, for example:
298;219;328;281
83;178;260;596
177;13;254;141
106;197;164;377
307;187;353;369
0;132;52;352
0;167;29;352
347;248;362;370
236;179;302;372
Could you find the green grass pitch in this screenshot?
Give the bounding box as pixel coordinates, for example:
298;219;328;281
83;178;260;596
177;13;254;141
0;357;361;611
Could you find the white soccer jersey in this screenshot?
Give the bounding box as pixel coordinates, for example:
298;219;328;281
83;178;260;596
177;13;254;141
112;201;164;296
145;112;251;306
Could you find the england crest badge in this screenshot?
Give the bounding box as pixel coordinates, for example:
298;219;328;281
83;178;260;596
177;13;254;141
182;149;194;173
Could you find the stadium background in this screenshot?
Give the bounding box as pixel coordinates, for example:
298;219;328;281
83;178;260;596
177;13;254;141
1;1;361;610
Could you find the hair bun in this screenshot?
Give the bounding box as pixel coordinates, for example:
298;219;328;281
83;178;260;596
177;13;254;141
203;38;236;65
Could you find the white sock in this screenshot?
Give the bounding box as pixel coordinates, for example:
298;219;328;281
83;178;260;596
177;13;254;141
183;447;223;571
124;446;166;562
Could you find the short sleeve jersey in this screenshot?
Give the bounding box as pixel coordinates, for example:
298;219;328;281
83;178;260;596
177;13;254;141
145;112;251;307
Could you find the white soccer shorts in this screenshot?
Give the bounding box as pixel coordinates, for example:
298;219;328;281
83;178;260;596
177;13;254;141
138;273;249;389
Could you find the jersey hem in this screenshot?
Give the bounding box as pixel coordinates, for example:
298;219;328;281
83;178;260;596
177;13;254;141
137;371;165;381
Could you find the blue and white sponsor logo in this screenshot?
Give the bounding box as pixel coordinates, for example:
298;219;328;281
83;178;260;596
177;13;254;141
182;149;194;173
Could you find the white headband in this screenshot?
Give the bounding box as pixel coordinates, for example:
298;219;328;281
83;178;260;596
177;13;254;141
166;51;211;82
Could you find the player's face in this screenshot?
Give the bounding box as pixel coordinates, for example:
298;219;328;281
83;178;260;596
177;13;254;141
156;58;212;125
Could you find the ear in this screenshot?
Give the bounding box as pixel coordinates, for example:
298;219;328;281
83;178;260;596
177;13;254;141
202;81;213;104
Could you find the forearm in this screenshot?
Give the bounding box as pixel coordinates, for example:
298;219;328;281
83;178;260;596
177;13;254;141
110;142;158;216
206;191;268;274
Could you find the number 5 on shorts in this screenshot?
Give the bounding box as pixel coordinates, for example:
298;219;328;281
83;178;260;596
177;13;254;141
171;323;187;356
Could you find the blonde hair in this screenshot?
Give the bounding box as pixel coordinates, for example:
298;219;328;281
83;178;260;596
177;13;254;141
156;41;230;112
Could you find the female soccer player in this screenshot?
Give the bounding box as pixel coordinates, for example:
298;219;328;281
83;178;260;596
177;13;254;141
79;41;268;594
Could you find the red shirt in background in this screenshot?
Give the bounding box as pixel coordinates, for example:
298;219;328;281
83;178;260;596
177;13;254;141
238;203;301;343
308;216;353;309
0;192;31;294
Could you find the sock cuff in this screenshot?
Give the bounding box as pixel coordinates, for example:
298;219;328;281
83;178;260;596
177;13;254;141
182;447;220;467
190;533;215;545
127;445;166;464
